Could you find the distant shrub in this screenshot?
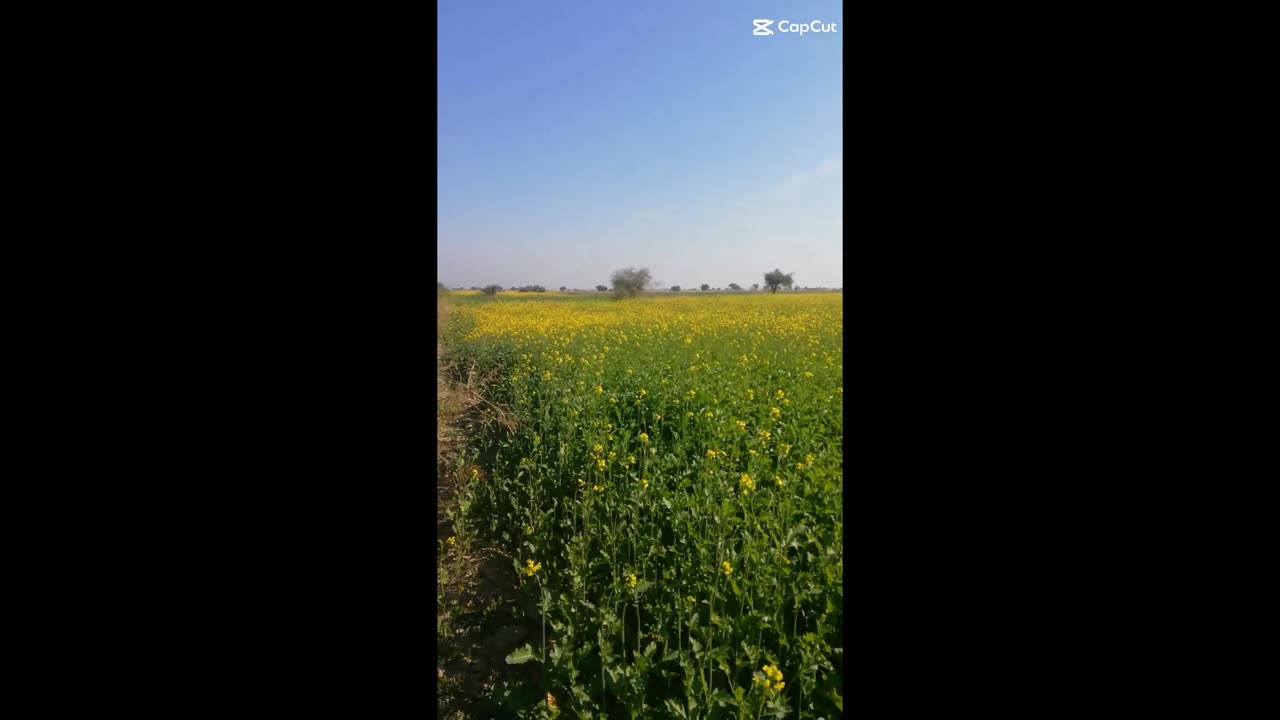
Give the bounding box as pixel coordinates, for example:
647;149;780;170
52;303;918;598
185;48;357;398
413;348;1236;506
700;284;710;291
728;283;741;291
610;267;652;299
763;269;794;293
670;285;681;292
596;285;609;292
482;285;502;295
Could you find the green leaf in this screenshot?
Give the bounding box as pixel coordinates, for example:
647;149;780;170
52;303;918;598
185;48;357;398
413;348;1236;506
830;687;843;711
550;640;571;667
505;644;538;664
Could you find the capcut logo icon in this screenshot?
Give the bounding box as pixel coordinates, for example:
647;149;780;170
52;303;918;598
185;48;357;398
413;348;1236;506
753;18;838;36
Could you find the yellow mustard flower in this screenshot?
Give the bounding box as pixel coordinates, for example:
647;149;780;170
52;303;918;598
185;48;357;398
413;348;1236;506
754;664;785;692
722;561;733;576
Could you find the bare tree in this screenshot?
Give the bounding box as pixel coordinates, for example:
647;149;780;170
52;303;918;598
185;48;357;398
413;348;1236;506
763;269;794;293
610;267;653;298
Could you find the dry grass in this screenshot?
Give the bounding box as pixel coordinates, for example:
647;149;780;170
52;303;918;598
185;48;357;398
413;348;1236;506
437;300;515;471
437;363;515;470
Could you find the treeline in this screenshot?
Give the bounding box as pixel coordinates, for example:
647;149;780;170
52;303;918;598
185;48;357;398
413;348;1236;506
476;285;547;295
441;268;810;297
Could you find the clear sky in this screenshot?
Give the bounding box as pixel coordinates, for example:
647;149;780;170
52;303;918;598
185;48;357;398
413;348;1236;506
438;1;843;290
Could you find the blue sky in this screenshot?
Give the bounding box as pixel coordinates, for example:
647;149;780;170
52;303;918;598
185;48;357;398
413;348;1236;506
438;1;843;290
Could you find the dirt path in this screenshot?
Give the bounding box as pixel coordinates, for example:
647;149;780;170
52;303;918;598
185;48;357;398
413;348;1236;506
436;299;537;718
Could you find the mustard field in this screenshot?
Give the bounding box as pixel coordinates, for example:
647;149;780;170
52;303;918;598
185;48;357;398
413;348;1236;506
440;292;843;719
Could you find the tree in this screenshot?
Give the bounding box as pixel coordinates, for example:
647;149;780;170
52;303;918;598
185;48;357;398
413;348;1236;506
596;285;609;292
437;281;447;290
751;283;759;291
559;286;567;292
482;285;502;295
670;285;681;292
728;283;741;291
610;267;652;298
763;269;794;293
700;284;710;292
